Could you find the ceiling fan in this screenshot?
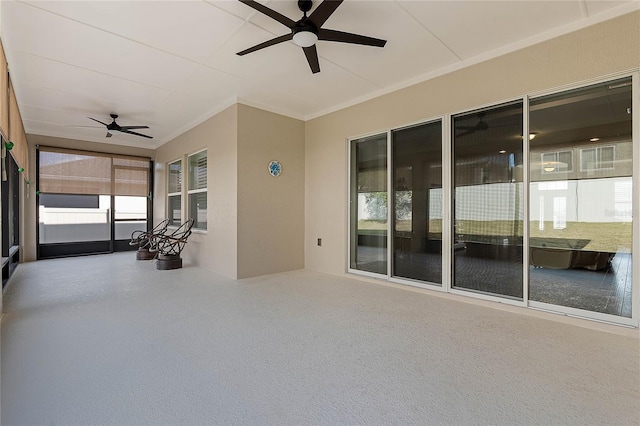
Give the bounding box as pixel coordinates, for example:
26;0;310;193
454;111;523;138
88;114;153;139
455;112;490;137
236;0;387;74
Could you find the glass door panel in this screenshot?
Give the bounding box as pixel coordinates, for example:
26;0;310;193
529;77;633;318
38;193;111;258
38;194;110;243
392;121;443;284
350;134;388;275
452;102;524;299
114;196;147;240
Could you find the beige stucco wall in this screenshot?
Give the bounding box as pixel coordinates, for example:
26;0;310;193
236;104;305;278
154;105;238;279
304;11;640;276
153;104;303;279
23;134;154;262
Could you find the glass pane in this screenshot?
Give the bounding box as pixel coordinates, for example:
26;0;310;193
600;146;614;168
168;160;182;194
188;192;207;230
38;194;110;243
529;77;633;318
168;195;181;226
350;133;388;275
559;151;573;171
581;148;596;171
452;102;524;299
392;121;442;284
114;196;147;240
188;151;207;191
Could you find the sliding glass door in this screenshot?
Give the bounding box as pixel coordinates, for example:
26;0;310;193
347;75;636;325
452;102;524;299
349;133;388;275
37;147;151;259
392;121;443;284
529;77;634;319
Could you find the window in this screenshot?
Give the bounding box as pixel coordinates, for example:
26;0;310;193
187;150;207;230
580;146;615;171
167;159;182;226
2;147;20;286
541;151;572;173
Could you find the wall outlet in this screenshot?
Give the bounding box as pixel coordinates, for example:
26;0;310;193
317;238;322;246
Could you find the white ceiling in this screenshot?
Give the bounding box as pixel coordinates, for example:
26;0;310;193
1;0;638;149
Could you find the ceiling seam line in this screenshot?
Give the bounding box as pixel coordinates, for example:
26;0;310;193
6;49;174;94
579;1;589;18
6;49;245;109
393;0;463;62
16;0;240;82
317;55;385;90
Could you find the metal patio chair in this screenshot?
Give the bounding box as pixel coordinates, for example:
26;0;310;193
129;218;170;260
150;218;195;270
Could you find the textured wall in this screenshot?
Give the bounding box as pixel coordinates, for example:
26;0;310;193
237;104;305;278
154;105;238;279
304;11;640;276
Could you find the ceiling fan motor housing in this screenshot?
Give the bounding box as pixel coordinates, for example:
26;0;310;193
298;0;313;13
294;20;317;35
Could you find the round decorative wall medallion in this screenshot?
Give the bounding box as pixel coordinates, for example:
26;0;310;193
268;160;282;177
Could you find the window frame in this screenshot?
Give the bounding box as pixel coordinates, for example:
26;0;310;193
579;146;615;171
166;158;182;227
187;149;207;232
541;150;573;174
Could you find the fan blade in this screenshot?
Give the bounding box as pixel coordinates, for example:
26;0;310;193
120;125;149;130
120;129;153;139
88;117;108;126
308;0;343;28
106;132;113;138
455;130;476;138
238;0;295;28
318;28;386;47
237;33;293;56
303;45;320;74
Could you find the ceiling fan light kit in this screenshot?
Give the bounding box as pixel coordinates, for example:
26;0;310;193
293;31;318;48
237;0;386;74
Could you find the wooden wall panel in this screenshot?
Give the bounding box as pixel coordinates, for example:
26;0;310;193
0;41;9;139
9;79;28;178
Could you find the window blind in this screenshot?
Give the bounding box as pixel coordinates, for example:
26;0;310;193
39;146;150;196
195;155;207;189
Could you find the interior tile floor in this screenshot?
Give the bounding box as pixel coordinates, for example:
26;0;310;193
2;252;639;425
363;246;633;317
